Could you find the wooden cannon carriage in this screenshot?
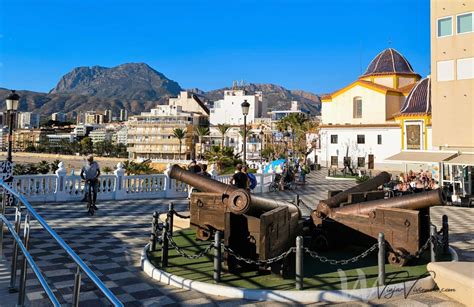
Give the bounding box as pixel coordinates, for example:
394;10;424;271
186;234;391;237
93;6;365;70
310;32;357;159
170;165;301;272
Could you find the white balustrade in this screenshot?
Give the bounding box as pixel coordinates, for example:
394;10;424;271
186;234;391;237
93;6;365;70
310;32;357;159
9;162;274;203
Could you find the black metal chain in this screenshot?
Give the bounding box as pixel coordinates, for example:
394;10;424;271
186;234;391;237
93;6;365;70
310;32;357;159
223;246;296;266
166;230;214;259
386;235;435;259
304;243;378;265
171;209;191;219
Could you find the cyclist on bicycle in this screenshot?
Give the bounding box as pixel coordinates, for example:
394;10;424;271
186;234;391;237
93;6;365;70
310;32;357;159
80;155;100;211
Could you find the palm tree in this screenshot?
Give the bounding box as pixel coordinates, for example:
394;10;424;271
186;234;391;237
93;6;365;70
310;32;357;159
173;128;186;160
217;124;231;151
195;126;210;159
50;160;61;173
36;160;51;174
238;126;252;155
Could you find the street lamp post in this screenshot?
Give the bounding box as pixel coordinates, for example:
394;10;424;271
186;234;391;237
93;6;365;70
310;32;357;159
259;129;264;164
5;91;20;162
284;128;291;168
241;100;250;166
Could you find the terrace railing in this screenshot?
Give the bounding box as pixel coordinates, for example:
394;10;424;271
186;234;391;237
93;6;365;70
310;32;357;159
9;162;275;203
0;179;123;306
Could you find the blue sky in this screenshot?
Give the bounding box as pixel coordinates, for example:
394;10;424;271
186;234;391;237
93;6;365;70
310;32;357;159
0;0;430;94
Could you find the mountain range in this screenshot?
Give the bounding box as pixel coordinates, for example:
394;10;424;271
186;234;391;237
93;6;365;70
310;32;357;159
0;63;320;117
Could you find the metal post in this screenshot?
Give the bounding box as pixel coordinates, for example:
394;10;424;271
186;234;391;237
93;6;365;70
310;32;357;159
149;211;159;252
295;194;300;207
161;219;169;268
243;115;247;165
213;231;222;283
9;207;21;292
7;111;14;163
18;213;30;306
0;193;5;258
378;232;386;286
295;236;303;290
72;266;82;307
168;202;174;237
430;224;437;262
442;215;449;255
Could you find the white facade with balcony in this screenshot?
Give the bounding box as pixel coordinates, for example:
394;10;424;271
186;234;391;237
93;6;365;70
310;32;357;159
209;90;266;125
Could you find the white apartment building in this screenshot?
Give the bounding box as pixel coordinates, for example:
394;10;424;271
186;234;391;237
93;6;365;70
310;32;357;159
115;127;128;145
209;89;266;125
46;133;74;146
127;105;207;161
89;128;114;144
17;112;40;129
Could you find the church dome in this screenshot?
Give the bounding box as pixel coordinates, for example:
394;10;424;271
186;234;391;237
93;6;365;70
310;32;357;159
399;77;431;115
362;48;417;77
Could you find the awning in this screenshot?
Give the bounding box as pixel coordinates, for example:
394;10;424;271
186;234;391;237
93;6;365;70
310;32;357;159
445;153;474;166
385;151;458;164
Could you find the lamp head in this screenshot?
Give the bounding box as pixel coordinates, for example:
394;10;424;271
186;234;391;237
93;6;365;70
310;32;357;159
241;100;250;116
5;90;20;112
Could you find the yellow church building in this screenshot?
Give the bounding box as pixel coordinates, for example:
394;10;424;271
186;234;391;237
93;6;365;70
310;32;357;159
317;48;433;170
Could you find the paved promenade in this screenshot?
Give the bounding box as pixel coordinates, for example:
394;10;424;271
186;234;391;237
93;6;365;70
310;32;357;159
0;169;471;306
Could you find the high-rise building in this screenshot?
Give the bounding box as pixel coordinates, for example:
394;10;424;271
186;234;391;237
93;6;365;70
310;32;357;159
17;112;40;129
85;111;97;125
119;109;128;122
51;112;67;122
430;0;474;197
105;109;113;123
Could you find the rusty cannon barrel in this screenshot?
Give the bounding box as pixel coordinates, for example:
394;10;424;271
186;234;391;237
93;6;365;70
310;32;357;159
169;164;300;218
314;171;391;217
320;171;391;208
331;189;446;216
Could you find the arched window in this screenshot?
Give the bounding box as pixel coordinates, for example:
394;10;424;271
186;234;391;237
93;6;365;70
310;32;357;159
353;97;362;118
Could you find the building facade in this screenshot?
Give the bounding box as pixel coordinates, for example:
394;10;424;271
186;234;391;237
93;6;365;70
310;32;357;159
317;48;422;170
430;0;474;198
209;89;266;125
17;112;40;129
127;105;207;161
51;112;67;122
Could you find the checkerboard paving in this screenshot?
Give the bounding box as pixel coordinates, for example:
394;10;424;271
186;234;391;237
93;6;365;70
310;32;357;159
0;168;471;306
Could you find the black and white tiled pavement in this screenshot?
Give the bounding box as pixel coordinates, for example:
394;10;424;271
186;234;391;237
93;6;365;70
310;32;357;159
0;169;471;306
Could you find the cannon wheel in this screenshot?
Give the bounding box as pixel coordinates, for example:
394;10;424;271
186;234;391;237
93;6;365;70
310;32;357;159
388;248;409;267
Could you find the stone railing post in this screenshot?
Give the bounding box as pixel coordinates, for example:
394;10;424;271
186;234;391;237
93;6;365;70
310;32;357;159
164;163;173;198
209;164;218;179
55;162;68;202
256;164;264;193
114;162;126;200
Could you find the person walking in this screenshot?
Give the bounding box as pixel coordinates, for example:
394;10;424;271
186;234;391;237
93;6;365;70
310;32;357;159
80;155;100;211
230;164;249;190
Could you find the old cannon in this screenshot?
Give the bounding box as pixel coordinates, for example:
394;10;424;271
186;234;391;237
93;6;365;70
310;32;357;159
169;165;301;272
311;184;447;266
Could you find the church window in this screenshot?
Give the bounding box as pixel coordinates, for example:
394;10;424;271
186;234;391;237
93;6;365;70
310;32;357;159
357;135;365;144
353;97;362;118
330;135;338;144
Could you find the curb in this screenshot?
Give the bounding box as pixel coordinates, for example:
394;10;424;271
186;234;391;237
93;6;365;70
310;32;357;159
141;244;458;303
325;176;357;181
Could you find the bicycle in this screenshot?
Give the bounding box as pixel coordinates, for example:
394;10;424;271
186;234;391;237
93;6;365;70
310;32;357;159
84;180;96;216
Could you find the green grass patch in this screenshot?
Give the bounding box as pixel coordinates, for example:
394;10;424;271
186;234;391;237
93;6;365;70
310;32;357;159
148;229;440;290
